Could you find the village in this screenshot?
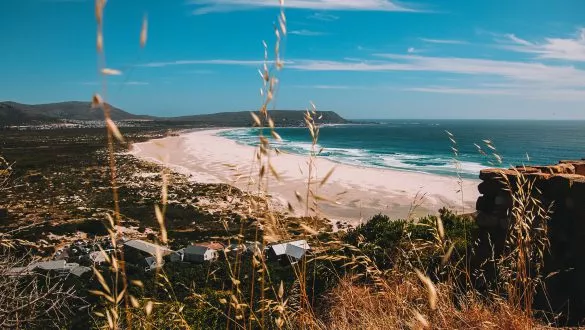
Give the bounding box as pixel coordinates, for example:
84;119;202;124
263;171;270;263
7;237;312;278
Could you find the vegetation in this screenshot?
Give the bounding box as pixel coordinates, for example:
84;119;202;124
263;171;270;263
0;101;348;127
0;0;576;329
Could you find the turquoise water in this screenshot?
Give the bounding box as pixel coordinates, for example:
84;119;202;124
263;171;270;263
217;120;585;179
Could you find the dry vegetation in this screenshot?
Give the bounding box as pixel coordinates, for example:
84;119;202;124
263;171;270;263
0;0;572;329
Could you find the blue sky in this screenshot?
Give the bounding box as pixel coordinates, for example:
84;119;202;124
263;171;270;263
1;0;585;119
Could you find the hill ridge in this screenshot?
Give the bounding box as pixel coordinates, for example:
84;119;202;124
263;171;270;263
0;101;349;126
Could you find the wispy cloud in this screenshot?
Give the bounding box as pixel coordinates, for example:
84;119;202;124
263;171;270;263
289;29;327;36
402;86;585;101
419;38;467;45
189;0;421;15
185;69;215;74
499;28;585;62
139;55;585;90
308;12;339;21
80;81;149;86
292;85;355;89
138;59;267;68
289;54;585;88
403;86;517;96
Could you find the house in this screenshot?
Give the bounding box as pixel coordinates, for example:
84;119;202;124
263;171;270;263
183;242;223;263
88;249;114;265
169;248;185;263
7;260;91;277
123;239;173;271
36;260;92;277
267;240;311;265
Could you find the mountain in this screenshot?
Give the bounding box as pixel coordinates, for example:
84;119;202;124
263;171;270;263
0;101;349;127
0;102;55;125
0;101;151;123
165;110;349;127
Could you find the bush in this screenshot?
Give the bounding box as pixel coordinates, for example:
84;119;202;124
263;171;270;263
343;208;478;271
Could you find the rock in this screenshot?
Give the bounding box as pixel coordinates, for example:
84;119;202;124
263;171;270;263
476;211;499;227
476;195;495;212
479;168;517;181
478;180;506;195
549;174;585;195
515;166;541;174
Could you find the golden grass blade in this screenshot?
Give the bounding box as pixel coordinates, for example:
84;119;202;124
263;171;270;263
129;295;140;308
415;269;437;310
269;163;281;181
436;217;445;241
278;281;284;299
145;300;154;316
140;14;148;48
250;112;262;126
154;204;167;243
320;167;336;187
105;118;125;142
101;68;122;75
92;93;104;108
413;310;430;329
105;309;114;329
271;130;282;141
299;223;318;235
97;31;103;53
93;267;111;295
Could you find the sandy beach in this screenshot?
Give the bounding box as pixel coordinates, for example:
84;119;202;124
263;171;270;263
130;129;480;226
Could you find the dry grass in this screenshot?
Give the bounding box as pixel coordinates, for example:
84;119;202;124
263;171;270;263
0;252;83;329
59;0;562;328
323;275;536;330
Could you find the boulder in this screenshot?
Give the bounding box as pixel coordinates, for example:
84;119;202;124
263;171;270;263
476;195;495;212
479;168;517;182
534;164;575;175
514;166;541;174
477;180;506;195
549;174;585;196
476;211;499;228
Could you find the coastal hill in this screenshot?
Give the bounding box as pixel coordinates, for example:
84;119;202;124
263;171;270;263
0;101;151;124
0;101;349;127
165;110;348;127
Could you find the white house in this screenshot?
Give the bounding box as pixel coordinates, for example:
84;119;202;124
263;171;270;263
123;239;174;271
267;240;311;265
183;244;220;263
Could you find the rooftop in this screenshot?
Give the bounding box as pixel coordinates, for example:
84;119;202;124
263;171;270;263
124;239;173;257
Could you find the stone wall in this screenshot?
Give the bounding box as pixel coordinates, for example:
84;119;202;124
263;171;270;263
473;160;585;323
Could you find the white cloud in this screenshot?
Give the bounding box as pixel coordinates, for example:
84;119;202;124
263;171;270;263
403;86;517;96
419;38;467;45
292;85;354;89
189;0;420;15
289;29;327;36
402;86;585;101
79;81;149;86
308;12;339;21
501;29;585;62
138;59;267;68
288;54;585;88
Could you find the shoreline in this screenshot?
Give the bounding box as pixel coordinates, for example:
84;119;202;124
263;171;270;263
130;128;480;226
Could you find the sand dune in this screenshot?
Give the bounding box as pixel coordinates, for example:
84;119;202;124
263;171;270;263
130;129;480;226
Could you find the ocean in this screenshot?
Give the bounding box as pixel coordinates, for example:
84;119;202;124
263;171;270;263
217;120;585;179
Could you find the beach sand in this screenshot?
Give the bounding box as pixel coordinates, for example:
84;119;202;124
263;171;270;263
130;129;480;226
